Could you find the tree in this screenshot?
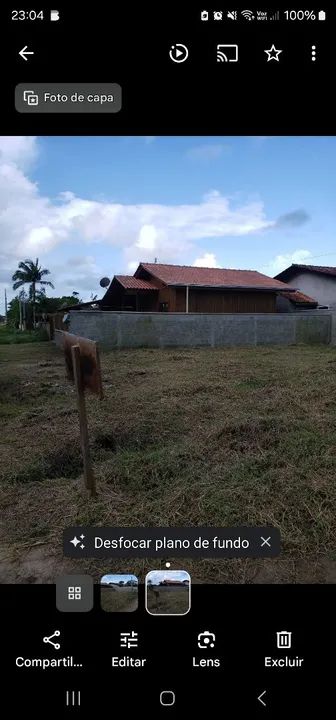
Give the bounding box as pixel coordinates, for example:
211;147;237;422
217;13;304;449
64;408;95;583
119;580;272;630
36;295;82;314
7;292;32;328
12;258;54;326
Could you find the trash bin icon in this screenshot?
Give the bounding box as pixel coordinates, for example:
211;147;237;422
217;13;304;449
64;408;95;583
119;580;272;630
276;630;292;649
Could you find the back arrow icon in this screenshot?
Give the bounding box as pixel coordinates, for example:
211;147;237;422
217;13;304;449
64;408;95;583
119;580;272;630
19;46;34;61
258;690;267;707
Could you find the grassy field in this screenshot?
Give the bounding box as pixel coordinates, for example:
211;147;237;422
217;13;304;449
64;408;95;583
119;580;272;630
0;325;49;345
1;341;336;584
146;587;190;614
100;586;138;612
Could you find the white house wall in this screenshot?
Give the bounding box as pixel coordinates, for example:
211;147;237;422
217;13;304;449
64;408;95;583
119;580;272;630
289;272;336;309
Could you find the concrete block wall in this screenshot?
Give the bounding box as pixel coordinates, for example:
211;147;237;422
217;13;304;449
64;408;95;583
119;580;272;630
65;310;333;349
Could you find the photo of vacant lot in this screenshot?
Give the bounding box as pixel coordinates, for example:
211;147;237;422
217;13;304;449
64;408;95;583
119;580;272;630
146;571;190;615
1;136;336;584
1;340;336;583
100;574;138;612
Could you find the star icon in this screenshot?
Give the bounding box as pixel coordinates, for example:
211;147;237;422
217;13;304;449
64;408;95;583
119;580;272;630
264;44;282;62
70;536;81;548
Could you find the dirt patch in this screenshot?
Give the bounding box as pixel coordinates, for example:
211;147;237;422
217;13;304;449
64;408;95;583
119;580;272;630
0;543;78;583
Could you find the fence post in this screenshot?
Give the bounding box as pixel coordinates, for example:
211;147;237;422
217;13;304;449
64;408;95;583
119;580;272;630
71;344;97;497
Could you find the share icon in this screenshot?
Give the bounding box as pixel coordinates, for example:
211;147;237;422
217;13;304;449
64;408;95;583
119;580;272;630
43;630;61;650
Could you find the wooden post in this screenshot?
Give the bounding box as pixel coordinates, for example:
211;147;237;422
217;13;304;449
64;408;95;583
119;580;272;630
185;285;189;313
71;344;97;497
22;301;27;331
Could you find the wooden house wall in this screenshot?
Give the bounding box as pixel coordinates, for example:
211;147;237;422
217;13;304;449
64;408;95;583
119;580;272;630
175;288;276;313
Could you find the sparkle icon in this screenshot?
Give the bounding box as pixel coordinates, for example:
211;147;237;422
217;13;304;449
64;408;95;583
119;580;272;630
70;535;85;549
264;44;283;62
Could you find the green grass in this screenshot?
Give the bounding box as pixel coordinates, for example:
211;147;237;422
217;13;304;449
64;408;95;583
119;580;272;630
100;586;138;612
1;342;336;584
146;587;190;614
0;325;49;344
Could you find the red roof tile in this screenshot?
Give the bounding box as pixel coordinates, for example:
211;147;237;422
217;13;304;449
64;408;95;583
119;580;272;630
275;264;336;281
291;264;336;277
115;275;159;290
139;263;295;291
280;290;318;306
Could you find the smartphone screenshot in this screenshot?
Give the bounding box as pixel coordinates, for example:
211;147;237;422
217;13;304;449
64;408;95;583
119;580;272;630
1;3;335;715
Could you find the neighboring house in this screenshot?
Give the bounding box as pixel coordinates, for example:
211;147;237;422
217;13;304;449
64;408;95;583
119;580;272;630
276;289;318;313
101;262;297;313
275;264;336;309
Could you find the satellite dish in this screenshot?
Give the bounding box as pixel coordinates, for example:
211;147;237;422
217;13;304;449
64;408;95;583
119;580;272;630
100;277;110;288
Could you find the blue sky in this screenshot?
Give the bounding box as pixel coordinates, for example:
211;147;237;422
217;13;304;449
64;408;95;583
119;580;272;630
101;574;138;584
146;570;190;585
1;135;335;312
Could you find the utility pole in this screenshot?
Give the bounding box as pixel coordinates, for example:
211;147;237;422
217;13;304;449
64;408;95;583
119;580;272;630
4;289;7;323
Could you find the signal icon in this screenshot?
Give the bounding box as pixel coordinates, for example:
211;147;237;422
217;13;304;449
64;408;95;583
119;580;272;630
241;9;255;20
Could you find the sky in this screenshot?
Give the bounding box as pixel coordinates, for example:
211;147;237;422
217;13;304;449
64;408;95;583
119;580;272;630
101;574;138;584
146;571;190;585
1;135;336;313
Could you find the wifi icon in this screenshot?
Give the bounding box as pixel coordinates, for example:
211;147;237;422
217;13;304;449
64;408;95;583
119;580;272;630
217;49;228;62
241;9;255;20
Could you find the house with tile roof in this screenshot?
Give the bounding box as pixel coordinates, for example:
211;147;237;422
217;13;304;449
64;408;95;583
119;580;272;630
275;265;336;309
101;262;298;313
276;289;318;312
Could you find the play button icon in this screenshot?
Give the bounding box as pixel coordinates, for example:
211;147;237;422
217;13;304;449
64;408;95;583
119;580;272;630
169;44;189;63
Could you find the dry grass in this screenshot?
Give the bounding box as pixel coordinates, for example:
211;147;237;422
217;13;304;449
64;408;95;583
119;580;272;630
1;341;336;584
100;586;138;612
146;587;190;614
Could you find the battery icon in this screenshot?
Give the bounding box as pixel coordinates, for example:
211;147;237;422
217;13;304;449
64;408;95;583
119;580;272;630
50;9;60;21
318;10;326;20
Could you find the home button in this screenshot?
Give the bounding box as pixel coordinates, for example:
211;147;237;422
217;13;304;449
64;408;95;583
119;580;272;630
160;690;175;706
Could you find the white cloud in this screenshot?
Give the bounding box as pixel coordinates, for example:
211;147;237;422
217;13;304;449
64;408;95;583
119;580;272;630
0;140;275;274
264;249;313;276
0;136;37;168
127;260;139;273
1;136;299;305
193;252;220;268
186;143;229;161
51;255;104;296
136;224;158;251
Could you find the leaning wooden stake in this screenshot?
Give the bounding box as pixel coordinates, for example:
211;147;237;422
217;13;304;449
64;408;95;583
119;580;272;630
71;344;97;497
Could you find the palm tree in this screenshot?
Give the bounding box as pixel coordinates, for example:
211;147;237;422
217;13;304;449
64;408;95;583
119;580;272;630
12;258;54;327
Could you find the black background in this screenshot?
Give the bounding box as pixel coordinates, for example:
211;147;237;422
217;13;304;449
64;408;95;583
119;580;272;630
1;3;335;133
2;584;334;715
